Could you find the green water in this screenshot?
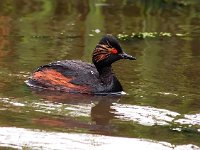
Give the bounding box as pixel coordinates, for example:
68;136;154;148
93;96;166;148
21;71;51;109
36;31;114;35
0;0;200;149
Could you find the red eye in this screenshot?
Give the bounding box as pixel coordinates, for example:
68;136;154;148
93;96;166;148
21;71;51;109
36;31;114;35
111;49;118;54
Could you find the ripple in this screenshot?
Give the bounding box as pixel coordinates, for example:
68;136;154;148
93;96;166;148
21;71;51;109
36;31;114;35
1;97;200;132
174;114;200;132
0;127;199;150
112;104;180;126
0;98;25;107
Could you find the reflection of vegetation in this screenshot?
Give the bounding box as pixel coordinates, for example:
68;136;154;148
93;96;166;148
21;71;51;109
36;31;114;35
83;0;105;62
163;0;198;6
0;16;12;58
117;32;189;40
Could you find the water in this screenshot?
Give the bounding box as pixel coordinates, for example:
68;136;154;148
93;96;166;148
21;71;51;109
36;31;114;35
0;0;200;149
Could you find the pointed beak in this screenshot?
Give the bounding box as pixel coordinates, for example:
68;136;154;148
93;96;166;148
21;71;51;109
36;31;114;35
119;52;136;60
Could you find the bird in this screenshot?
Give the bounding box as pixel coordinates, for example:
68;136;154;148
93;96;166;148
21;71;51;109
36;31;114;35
26;34;136;94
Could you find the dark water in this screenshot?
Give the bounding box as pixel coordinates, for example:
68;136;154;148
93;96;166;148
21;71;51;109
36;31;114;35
0;0;200;149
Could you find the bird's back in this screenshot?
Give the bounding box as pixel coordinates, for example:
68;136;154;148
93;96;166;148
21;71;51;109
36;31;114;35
26;60;107;94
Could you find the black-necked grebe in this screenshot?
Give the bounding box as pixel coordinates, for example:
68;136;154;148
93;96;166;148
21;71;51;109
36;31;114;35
26;34;136;94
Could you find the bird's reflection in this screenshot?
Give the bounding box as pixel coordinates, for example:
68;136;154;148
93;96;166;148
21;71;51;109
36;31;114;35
31;89;121;135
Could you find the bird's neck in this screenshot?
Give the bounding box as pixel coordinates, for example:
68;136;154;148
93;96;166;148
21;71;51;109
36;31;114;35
96;65;123;92
97;66;113;84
